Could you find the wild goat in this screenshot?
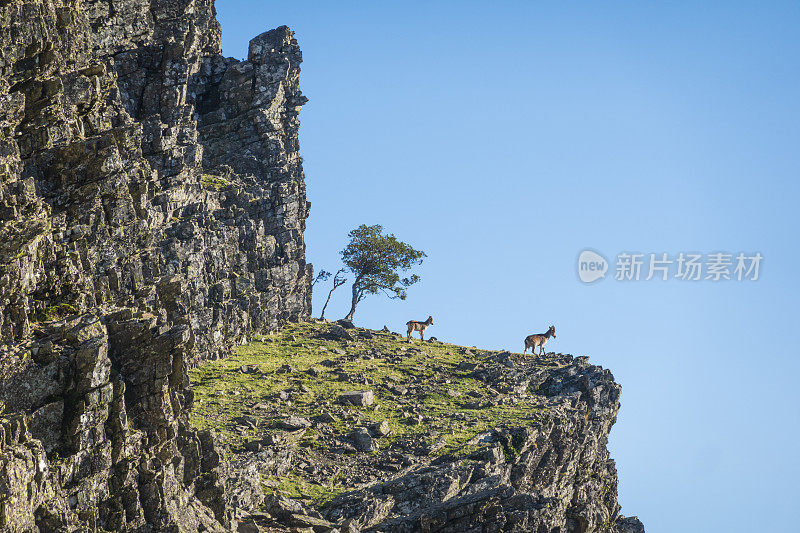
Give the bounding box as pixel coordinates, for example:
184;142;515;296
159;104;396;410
523;325;556;355
406;316;434;340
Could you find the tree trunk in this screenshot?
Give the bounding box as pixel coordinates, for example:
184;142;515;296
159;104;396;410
345;283;359;321
320;287;335;319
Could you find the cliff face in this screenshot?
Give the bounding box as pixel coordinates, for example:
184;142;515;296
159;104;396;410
0;0;310;357
0;0;309;530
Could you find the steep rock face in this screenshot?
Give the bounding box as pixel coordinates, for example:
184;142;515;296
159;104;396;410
0;1;310;356
0;0;309;530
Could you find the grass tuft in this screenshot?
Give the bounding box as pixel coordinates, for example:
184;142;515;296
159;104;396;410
201;173;231;191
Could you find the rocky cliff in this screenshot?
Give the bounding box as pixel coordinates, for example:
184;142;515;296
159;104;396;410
189;321;645;533
0;2;643;532
0;0;309;530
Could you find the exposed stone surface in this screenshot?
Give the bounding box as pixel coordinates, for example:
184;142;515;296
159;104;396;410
328;324;355;342
279;416;312;431
0;0;310;530
339;390;375;407
351;427;378;452
369;420;391;438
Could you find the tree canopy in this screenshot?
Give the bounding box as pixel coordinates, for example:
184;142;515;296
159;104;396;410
341;224;426;321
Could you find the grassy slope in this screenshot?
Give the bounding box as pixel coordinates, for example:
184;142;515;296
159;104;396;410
188;321;561;507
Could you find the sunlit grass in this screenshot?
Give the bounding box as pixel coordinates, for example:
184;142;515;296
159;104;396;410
188;320;554;503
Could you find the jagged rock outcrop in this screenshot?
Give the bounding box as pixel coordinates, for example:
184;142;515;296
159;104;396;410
192;322;644;533
0;0;309;530
324;356;643;532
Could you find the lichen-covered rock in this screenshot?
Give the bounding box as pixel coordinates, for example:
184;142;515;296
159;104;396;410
0;0;311;530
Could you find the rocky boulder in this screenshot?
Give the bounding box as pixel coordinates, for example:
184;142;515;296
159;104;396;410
339;390;375;407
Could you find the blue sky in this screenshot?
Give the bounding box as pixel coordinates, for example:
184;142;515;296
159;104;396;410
217;2;800;531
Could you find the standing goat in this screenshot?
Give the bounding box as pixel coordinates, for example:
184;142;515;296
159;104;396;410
406;316;434;341
523;325;556;355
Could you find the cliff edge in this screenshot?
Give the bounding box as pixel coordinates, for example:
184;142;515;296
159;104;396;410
190;321;645;533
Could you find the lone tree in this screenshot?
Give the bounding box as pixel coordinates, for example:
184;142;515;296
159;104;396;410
340;224;426;321
312;269;331;287
319;268;347;319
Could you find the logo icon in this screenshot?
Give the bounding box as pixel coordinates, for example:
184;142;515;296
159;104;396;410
578;250;608;283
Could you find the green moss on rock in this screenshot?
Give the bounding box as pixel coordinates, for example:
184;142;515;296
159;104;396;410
43;303;76;321
200;174;231;191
